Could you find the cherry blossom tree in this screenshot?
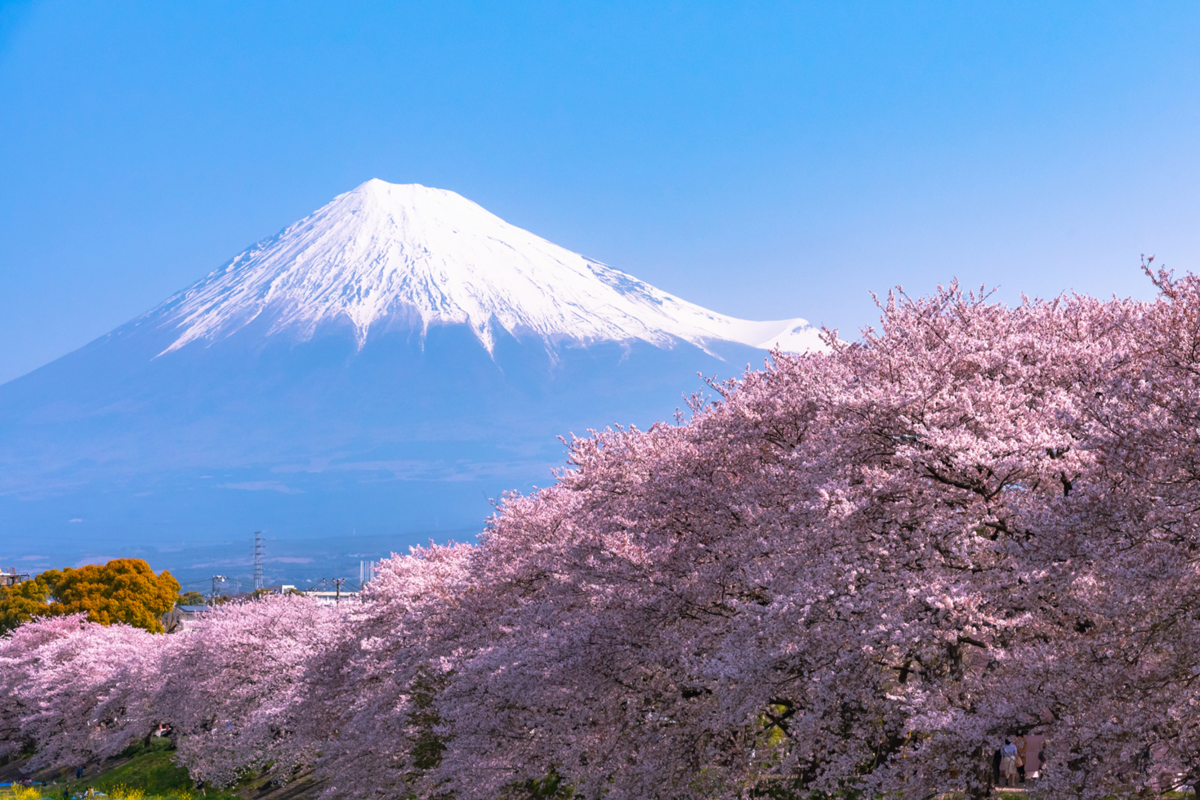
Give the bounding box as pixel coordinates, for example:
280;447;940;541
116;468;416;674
154;594;344;788
0;614;163;769
300;543;477;800
10;268;1200;800
1015;267;1200;797
0;614;89;760
0;597;340;786
357;268;1200;800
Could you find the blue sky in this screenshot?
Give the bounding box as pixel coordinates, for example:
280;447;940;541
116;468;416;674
1;1;1198;384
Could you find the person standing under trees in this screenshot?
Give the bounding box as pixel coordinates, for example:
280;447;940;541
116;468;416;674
992;746;1003;785
1000;739;1019;787
1015;735;1027;784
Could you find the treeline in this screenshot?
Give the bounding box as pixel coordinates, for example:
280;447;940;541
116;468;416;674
0;559;179;633
6;270;1200;800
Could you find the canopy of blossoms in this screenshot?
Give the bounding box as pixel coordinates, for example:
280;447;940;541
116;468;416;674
4;267;1200;800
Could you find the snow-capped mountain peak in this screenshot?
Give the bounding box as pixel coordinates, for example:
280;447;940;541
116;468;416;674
151;179;824;355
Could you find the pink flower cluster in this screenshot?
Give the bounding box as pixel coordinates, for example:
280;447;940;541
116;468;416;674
6;269;1200;800
0;597;342;787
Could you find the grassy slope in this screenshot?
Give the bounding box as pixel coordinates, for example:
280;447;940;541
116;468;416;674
7;740;236;800
0;739;319;800
83;744;196;796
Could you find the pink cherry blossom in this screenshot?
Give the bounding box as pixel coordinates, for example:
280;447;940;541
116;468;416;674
8;268;1200;800
154;594;344;788
0;614;162;769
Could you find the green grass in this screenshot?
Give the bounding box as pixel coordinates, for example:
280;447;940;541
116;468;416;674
1;740;240;800
86;742;192;797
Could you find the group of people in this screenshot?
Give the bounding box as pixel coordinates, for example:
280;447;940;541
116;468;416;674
993;736;1046;788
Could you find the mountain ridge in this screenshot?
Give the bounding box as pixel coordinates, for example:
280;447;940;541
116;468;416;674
0;180;824;584
139;179;823;358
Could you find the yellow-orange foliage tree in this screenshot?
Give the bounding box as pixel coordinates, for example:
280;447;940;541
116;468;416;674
0;558;179;633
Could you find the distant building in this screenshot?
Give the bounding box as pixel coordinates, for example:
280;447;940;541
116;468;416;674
301;589;359;606
268;583;359;606
0;567;29;588
161;604;210;633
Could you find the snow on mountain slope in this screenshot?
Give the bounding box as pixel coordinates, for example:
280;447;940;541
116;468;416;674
150;179;824;356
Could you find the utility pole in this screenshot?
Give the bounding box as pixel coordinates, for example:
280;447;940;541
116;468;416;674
332;577;346;605
253;531;264;592
210;575;227;605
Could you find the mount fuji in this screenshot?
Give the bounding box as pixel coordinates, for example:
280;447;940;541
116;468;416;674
0;180;823;583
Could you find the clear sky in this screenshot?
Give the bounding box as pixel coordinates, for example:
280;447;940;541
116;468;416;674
1;1;1198;384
